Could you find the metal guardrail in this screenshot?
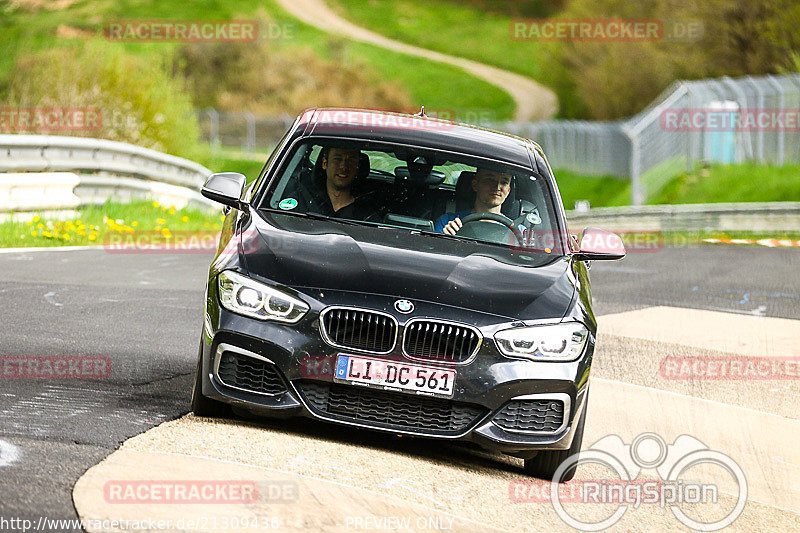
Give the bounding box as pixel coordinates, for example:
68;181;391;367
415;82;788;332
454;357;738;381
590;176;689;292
0;134;212;190
0;135;216;215
566;202;800;232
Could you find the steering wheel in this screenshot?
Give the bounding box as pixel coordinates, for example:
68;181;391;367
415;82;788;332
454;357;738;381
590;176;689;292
457;212;525;245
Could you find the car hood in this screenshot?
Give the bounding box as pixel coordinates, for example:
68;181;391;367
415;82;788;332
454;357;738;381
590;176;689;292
242;211;575;321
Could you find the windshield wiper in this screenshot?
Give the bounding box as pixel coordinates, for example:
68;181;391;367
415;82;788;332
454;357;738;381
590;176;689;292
259;208;363;226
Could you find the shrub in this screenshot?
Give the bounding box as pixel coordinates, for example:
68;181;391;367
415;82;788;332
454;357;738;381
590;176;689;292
173;38;413;116
3;39;200;158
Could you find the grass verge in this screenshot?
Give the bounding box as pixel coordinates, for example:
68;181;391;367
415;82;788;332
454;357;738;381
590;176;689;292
555;161;800;209
650;162;800;204
0;200;223;249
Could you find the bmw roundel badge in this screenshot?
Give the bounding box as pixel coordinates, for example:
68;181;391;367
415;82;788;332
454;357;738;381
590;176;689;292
394;299;414;314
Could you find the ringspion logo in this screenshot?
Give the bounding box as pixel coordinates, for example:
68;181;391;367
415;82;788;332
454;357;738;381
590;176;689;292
510;433;747;531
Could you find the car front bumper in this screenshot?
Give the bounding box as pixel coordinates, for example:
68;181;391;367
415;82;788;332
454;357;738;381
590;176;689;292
199;289;593;457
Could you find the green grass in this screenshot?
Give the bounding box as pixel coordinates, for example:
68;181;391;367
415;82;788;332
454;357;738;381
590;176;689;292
327;0;546;96
0;200;224;249
0;0;514;119
554;162;800;209
651;162;800;204
196;145;270;182
552;169;631;210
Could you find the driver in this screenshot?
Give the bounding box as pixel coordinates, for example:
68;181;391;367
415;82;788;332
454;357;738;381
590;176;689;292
434;168;512;234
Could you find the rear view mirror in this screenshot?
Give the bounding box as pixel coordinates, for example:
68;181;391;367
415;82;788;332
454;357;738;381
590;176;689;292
572;227;626;261
201;172;247;209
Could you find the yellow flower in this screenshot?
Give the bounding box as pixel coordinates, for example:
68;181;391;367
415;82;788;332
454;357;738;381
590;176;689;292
30;231;37;237
154;226;161;231
132;221;138;227
26;221;33;226
63;234;71;241
162;229;172;239
152;201;160;208
32;215;40;222
37;223;43;229
220;215;225;221
168;208;176;215
181;216;189;222
156;218;166;225
88;234;96;241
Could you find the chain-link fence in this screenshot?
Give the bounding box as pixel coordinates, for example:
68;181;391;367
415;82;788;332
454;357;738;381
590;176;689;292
197;73;800;205
198;109;295;153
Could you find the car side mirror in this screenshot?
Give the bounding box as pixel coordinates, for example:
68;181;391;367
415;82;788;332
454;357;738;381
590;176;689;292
201;172;247;209
572;227;626;261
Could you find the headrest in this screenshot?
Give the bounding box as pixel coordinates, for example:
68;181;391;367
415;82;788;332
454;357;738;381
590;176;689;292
454;170;476;211
393;167;447;186
357;152;370;180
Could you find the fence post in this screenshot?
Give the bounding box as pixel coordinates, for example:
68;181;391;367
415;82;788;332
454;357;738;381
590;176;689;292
244;111;256;153
745;76;765;162
766;75;785;165
629;134;643;206
205;108;220;151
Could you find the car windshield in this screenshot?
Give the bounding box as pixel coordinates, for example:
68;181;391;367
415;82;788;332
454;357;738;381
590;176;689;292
260;138;565;255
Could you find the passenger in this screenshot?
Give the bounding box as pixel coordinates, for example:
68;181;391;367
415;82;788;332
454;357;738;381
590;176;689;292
434;168;512;234
296;146;379;220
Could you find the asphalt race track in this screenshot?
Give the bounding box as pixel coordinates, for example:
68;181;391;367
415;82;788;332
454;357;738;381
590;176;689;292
0;245;798;532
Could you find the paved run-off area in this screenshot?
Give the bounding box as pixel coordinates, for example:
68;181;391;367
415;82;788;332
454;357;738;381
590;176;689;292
72;306;800;532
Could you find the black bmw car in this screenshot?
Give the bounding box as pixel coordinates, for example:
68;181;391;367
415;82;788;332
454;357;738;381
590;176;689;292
192;108;625;481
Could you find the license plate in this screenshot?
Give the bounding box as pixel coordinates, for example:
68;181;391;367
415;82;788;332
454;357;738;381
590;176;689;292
334;355;456;398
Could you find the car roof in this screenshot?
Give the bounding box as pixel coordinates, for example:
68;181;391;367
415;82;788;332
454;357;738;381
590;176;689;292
297;108;541;169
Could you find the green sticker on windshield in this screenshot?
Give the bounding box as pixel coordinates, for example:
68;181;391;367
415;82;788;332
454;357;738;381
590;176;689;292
279;198;298;210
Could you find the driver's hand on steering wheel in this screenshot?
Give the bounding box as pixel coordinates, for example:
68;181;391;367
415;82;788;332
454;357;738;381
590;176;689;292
443;217;463;235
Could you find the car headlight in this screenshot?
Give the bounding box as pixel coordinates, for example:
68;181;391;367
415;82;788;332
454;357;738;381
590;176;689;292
494;322;589;361
217;270;308;323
